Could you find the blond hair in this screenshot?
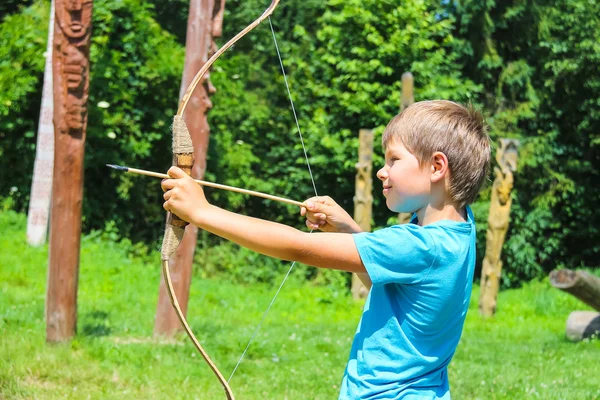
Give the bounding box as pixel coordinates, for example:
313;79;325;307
382;100;491;208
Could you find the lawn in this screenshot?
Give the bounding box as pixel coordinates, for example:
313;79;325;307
1;210;598;399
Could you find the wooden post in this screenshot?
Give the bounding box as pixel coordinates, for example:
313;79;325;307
479;139;519;317
351;129;373;300
27;0;55;246
154;0;225;336
398;72;414;225
400;71;414;112
46;0;93;342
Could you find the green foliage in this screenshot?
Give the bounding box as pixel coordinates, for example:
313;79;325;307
0;0;33;22
0;1;48;209
204;0;482;236
202;0;331;226
1;0;598;287
454;0;600;285
85;0;185;242
290;0;481;224
0;0;186;242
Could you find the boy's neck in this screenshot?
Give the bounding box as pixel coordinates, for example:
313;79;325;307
415;203;467;226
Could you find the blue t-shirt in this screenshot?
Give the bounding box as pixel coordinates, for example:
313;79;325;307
340;207;476;399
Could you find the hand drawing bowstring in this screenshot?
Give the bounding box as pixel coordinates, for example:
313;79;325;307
160;1;318;399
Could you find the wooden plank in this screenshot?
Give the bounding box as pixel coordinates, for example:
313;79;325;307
398;72;414;225
27;0;55;246
351;129;373;300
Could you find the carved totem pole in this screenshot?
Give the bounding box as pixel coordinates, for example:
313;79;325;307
46;0;93;342
155;0;225;336
479;139;519;317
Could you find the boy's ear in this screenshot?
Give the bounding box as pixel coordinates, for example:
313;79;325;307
430;151;449;183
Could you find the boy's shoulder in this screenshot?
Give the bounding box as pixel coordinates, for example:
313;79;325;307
354;207;475;286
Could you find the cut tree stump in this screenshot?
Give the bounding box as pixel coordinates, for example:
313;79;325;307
565;311;600;341
549;269;600;311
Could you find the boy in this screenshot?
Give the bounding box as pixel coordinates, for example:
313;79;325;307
162;100;491;399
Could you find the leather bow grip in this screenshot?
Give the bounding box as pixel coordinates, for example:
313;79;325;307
161;116;195;261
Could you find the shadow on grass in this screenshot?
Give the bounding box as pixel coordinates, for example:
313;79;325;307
80;310;112;337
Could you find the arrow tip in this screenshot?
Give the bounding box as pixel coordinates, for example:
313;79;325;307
106;164;129;171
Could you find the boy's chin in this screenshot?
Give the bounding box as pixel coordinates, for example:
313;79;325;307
387;201;408;214
388;201;418;214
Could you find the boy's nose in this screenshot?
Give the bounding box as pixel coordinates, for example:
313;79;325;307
376;166;388;181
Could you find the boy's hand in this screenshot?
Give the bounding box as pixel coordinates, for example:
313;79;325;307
301;196;362;233
162;167;208;223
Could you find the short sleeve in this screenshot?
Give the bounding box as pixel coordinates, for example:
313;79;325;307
353;224;436;286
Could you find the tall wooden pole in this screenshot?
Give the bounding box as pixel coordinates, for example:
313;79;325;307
27;0;55;247
479;139;519;317
398;72;414;225
46;0;93;342
154;0;225;336
351;129;373;300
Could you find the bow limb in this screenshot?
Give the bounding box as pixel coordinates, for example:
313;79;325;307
178;0;281;117
161;1;281;399
161;261;234;399
162;100;235;396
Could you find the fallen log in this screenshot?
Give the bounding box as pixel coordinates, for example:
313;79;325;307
565;311;600;341
549;269;600;311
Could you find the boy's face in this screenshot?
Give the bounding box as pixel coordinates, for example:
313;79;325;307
377;140;432;213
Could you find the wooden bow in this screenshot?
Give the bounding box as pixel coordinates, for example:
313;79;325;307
161;1;280;399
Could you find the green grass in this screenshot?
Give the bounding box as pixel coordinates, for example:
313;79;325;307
1;210;599;399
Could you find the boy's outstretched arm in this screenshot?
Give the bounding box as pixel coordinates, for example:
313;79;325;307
162;167;367;274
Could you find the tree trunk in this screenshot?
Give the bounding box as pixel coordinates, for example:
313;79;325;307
549;269;600;311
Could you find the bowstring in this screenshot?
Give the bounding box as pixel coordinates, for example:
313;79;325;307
228;16;318;383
